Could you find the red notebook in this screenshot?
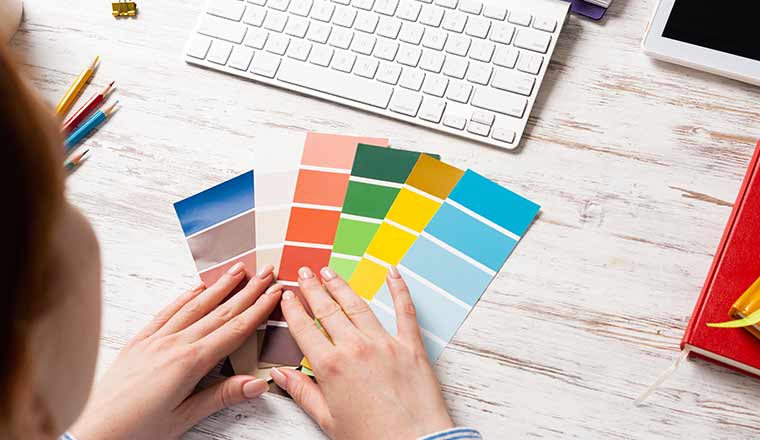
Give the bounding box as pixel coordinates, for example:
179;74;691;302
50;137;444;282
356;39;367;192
682;140;760;375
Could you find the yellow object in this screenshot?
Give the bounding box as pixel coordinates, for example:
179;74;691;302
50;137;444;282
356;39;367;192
708;276;760;339
365;223;418;265
385;188;442;233
112;0;138;17
55;56;99;117
349;259;388;300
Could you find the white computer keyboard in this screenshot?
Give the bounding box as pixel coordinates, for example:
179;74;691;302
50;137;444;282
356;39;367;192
185;0;569;150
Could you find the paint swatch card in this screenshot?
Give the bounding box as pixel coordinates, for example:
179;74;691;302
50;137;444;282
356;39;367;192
369;170;540;361
329;145;439;279
260;133;389;366
348;155;465;300
174;171;257;285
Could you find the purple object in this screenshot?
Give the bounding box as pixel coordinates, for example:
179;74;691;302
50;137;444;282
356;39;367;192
561;0;607;20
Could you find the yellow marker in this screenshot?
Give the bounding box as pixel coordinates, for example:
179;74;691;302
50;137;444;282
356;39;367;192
708;276;760;339
55;56;100;117
112;0;138;17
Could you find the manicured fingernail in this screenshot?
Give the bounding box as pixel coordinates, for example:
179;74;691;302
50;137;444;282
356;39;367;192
388;266;400;279
256;264;275;279
265;283;284;295
227;262;245;276
283;290;295;301
298;266;314;279
270;368;287;388
243;379;269;399
191;282;206;293
320;267;336;281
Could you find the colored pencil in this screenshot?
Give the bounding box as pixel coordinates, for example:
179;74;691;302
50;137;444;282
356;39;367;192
62;81;115;133
64;101;119;152
64;149;91;174
55;56;100;117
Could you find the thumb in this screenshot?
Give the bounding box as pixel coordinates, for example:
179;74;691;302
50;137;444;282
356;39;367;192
178;375;268;427
271;368;334;432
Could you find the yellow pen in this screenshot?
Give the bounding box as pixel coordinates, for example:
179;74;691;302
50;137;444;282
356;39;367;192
55;55;100;117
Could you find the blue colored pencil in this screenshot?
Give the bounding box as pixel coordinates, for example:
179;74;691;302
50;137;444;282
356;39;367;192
64;101;119;152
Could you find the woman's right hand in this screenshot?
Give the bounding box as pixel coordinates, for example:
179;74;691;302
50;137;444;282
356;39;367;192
270;265;454;440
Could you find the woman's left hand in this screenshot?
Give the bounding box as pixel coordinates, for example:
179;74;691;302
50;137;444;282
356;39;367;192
70;262;282;440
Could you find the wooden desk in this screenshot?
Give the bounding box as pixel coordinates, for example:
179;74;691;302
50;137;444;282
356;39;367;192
12;0;760;437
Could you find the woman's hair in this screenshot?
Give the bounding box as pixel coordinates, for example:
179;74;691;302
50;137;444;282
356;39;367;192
0;45;65;422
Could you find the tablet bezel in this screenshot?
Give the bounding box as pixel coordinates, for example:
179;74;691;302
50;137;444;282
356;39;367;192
642;0;760;86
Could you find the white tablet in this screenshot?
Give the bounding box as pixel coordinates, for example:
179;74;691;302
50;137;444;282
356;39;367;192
642;0;760;86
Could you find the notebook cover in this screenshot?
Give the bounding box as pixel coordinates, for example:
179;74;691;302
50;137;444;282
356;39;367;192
681;140;760;374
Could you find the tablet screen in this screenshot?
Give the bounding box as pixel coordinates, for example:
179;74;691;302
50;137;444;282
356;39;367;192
663;0;759;61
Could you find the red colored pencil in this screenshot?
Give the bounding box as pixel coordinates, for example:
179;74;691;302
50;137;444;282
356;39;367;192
62;81;115;133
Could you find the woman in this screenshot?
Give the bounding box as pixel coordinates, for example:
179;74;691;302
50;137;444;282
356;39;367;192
0;45;482;440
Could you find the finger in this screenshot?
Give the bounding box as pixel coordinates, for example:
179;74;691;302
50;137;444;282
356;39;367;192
298;267;358;343
199;286;284;363
134;281;206;341
155;262;248;337
177;376;268;428
386;266;425;352
280;290;334;365
181;265;276;341
319;267;385;337
270;368;333;432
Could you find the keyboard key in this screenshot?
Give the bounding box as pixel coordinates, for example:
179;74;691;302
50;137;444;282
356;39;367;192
285;16;310;37
467;120;490;136
377;62;402;83
333;6;357;27
469;40;493;62
307;21;331;42
419;97;446;122
266;34;291;54
353;0;375;10
244;27;269;48
198;15;248;43
377;17;402;38
446;79;471;102
332;0;351;5
492;125;515;143
354;56;379;78
397;44;422;66
419;5;444;27
419;50;445;72
248;0;267;5
442;56;468;78
187;35;212;59
442;11;467;33
373;39;399;60
264;11;289;31
471;109;494;125
287;39;313;60
492;68;534;95
472;87;526;117
508;10;531;26
309;44;334;65
269;0;291;10
399;22;425;45
291;0;314;16
458;0;481;14
312;1;335;21
329;27;354;48
375;0;399;15
434;0;457;9
331;50;356;71
464;16;490;38
493;46;518;68
533;16;556;33
229;45;255;69
466;61;491;85
489;22;514;44
351;33;377;54
443;113;466;129
422;74;448;97
421;28;447;50
514;29;551;54
516;51;542;74
355;11;379;32
250;51;282;77
444;34;470;56
389;88;423;116
278;58;394;107
483;4;506;20
397;0;422;21
208;0;246;21
399;68;425;90
243;6;267;26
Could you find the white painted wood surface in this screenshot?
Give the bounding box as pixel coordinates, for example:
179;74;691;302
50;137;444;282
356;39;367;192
11;0;760;438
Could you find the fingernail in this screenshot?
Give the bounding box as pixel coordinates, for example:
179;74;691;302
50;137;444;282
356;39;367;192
256;264;275;279
191;282;206;293
242;379;269;399
388;266;400;279
320;266;336;281
270;368;287;388
227;262;245;276
298;266;314;279
265;283;284;295
283;290;295;301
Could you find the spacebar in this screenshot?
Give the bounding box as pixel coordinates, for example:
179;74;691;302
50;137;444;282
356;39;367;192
277;59;393;109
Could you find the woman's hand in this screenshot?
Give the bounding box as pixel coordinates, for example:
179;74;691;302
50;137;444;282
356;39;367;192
270;266;454;440
70;262;283;440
